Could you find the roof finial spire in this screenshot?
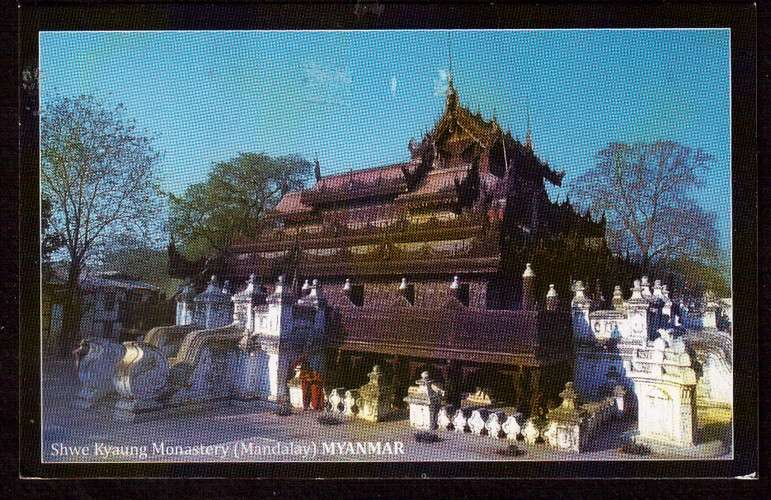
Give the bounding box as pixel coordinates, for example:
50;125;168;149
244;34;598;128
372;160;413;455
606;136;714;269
525;100;532;150
444;32;459;110
448;31;453;84
314;152;321;182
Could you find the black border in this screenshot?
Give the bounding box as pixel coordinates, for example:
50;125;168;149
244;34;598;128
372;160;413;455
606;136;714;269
17;1;759;485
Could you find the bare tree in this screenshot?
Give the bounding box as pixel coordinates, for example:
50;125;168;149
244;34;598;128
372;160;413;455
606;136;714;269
41;196;65;279
570;141;719;270
41;95;162;354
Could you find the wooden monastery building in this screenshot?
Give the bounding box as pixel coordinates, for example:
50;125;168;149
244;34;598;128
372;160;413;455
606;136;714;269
169;79;641;413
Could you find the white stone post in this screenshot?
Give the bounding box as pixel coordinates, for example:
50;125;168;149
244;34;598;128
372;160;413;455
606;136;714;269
624;280;649;343
502;414;523;441
231;273;266;332
404;371;444;430
468;408;491;435
260;275;296;406
611;285;625;311
613;384;627;417
627;337;698;448
571;281;592;341
452;407;474;433
193;276;234;329
521;263;535;310
328;387;347;414
661;285;672;318
640;276;652;301
703;291;720;329
437;405;456;431
545;284;559;312
343;389;359;417
175;282;195;326
287;366;306;410
522;419;541;445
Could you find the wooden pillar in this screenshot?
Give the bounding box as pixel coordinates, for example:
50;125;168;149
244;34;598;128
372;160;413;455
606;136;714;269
349;354;363;388
500;367;524;408
324;347;341;388
407;361;423;383
434;362;449;385
387;356;408;408
542;365;561;410
445;360;462;405
516;366;527;409
462;366;481;396
528;367;543;417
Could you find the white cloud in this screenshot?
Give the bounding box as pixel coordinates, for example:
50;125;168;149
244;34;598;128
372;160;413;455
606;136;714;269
433;69;450;97
302;60;352;104
389;76;398;96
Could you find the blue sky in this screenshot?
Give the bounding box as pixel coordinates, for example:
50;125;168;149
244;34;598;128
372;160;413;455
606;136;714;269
40;29;731;248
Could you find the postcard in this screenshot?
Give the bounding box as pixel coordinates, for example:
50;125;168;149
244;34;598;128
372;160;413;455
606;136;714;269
17;2;758;482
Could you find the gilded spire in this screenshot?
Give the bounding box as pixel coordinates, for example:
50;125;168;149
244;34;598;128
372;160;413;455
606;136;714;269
445;77;459;110
445;31;458;110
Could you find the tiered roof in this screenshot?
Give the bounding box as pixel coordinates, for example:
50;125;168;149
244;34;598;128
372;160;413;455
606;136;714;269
169;79;590;285
271;80;564;220
300;162;410;206
397;166;470;201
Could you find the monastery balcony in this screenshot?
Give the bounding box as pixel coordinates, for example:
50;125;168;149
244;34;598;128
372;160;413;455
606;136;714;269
231;212;495;253
226;238;502;279
327;304;572;367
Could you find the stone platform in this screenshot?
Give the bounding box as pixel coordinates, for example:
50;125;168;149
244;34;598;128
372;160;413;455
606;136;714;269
42;361;732;463
624;431;730;458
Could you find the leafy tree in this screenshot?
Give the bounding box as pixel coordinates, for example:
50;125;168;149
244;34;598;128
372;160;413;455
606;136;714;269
570;141;720;272
41;95;162;354
659;253;731;298
100;245;183;298
169;152;312;260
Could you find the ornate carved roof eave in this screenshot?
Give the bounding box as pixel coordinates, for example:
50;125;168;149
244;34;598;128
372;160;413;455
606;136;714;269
543;168;565;187
402;158;432;191
295;256;501;277
394;191;463;209
431;105;495;150
300;181;408;207
273;211;321;224
498;133;565;187
224;257;502;281
228;223;488;253
329;339;551;367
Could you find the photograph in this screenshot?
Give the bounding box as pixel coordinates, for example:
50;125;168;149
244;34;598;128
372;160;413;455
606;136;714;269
17;3;758;484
